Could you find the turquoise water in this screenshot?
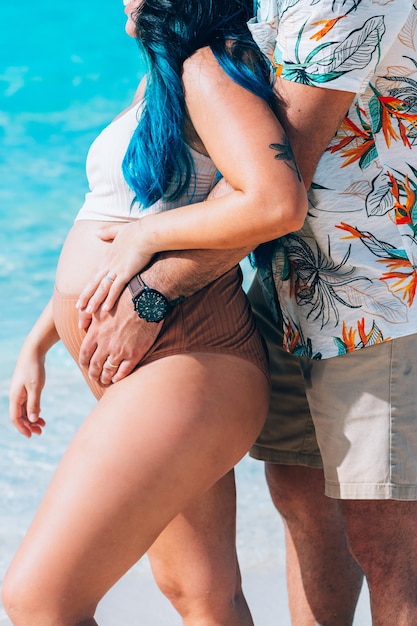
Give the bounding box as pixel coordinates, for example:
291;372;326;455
0;3;276;621
0;1;144;354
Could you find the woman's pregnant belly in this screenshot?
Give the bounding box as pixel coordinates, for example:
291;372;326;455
53;220;130;399
55;220;126;294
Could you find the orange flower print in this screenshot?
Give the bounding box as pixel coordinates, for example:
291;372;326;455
336;218;417;307
374;92;417;150
274;62;283;77
379;258;417;307
335;222;370;240
328;113;374;168
310;15;347;41
386;171;415;226
284;321;301;354
330;89;417;168
357;318;368;347
336;319;387;354
341;320;357;352
358;318;386;346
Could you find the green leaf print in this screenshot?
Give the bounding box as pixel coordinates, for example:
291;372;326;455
368;94;382;133
358;143;378;170
334;336;349;355
407;163;417;181
313;16;386;74
282;15;386;86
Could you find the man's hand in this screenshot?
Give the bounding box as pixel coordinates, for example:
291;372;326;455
78;288;163;385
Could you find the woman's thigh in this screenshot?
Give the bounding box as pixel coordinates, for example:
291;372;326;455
5;352;269;620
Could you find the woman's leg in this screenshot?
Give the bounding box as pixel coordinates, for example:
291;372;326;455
148;470;254;625
2;353;268;626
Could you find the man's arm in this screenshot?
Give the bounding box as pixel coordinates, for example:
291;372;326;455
141;247;252;298
274;77;355;188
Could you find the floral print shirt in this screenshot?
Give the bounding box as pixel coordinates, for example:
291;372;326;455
253;0;417;359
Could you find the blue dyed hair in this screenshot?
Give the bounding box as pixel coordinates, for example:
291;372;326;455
122;0;277;207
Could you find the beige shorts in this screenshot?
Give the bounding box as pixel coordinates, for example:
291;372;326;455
249;275;417;500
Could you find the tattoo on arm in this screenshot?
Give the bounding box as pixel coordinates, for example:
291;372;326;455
269;136;302;182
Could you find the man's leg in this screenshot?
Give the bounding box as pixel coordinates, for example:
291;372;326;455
249;275;363;626
267;465;363;626
300;334;417;626
341;500;417;626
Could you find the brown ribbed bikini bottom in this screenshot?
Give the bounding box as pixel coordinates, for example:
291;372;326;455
53;266;270;400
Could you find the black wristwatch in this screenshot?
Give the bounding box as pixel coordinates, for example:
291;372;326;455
128;274;185;323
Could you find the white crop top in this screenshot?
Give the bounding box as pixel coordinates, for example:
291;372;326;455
75;102;219;222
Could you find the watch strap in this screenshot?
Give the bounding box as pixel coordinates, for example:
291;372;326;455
127;274;185;308
128;273;146;299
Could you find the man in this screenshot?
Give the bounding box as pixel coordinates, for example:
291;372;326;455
79;0;417;623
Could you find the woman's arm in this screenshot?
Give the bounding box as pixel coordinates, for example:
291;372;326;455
9;298;60;438
78;47;308;312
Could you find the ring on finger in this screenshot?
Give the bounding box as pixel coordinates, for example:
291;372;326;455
106;359;119;369
105;274;115;283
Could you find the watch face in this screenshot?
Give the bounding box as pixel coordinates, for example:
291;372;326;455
133;288;168;322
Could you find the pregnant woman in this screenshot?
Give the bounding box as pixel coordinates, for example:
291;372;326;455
4;0;307;623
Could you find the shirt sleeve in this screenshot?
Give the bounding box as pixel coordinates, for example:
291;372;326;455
249;0;279;61
275;0;410;93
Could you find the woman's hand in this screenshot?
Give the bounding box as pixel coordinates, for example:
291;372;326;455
76;221;154;315
9;347;47;438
